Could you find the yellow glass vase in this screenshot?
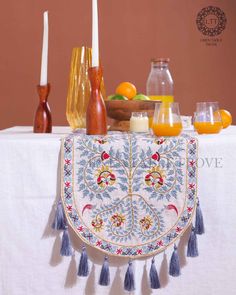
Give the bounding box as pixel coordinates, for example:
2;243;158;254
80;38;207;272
66;47;106;130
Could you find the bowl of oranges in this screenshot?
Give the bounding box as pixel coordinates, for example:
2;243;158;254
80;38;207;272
105;82;156;126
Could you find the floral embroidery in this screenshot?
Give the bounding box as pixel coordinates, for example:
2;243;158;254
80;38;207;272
139;215;153;231
145;166;165;189
91;218;104;232
96;166;116;188
136;249;143;255
95;138;108;145
155;138;166;145
62;133;198;257
101;151;110;161
116;248;122;255
111;213;126;227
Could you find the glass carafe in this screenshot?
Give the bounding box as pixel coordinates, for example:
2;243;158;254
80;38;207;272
66;47;106;130
146;58;174;103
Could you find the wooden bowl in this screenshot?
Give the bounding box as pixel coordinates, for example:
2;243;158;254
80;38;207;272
105;100;157;121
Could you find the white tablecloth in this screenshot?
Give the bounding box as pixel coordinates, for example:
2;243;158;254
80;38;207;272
0;126;236;295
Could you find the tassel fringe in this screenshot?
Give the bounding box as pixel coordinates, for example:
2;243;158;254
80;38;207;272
187;226;199;257
169;244;181;277
99;256;110;286
78;246;89;277
195;201;205;235
124;260;135;292
149;258;161;289
60;226;73;256
52;201;66;230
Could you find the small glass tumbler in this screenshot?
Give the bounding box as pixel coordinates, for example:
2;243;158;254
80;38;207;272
152;102;182;136
130;112;149;132
194;102;222;134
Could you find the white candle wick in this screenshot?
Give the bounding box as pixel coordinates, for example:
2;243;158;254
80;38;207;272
40;11;49;86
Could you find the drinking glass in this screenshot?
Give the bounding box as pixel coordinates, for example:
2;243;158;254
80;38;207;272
152;102;182;136
194;102;222;134
130;112;149;132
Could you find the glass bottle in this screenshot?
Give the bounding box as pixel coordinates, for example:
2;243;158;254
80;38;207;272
146;58;174;103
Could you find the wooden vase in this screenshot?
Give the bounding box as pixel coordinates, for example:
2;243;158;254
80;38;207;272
86;67;107;135
33;84;52;133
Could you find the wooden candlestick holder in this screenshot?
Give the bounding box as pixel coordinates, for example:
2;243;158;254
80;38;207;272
86;67;107;135
33;84;52;133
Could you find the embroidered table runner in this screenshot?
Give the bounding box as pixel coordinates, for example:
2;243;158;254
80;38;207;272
61;132;198;258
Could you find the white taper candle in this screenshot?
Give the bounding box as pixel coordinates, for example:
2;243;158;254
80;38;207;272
92;0;99;67
40;11;49;86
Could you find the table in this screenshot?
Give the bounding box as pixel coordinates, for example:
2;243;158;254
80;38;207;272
1;126;236;295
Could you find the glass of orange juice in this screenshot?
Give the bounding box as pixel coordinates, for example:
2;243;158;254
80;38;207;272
152;102;183;136
194;102;223;134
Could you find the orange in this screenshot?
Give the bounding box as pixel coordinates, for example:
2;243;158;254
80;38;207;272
115;82;137;100
219;109;232;129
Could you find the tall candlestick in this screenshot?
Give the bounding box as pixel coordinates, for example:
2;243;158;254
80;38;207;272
92;0;99;67
40;11;49;86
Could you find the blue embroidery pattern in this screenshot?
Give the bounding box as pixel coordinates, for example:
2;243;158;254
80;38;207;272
62;132;198;257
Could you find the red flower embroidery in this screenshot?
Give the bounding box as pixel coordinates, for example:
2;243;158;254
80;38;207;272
91;218;104;232
176;226;182;233
65;181;71;188
136;249;142;255
65;159;71;165
111;213;125;227
116;248;122;255
96;166;116;188
189;183;195;189
145;167;165;188
78;226;83;232
190;139;195;144
101;151;110;161
96;240;102;247
157;240;163;247
96;139;107;144
67;205;72;212
151;152;160;161
156;138;165;145
189;160;195;167
187;207;193;213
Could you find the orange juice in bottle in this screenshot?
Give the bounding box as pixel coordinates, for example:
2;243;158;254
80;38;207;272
146;58;174;103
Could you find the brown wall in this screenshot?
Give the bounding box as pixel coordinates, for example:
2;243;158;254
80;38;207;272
0;0;236;130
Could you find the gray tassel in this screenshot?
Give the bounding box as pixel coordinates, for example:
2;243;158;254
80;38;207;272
78;246;89;277
52;201;66;230
187;226;199;257
195;201;205;235
60;226;73;256
149;258;161;289
169;244;181;277
124;260;135;292
99;256;110;286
